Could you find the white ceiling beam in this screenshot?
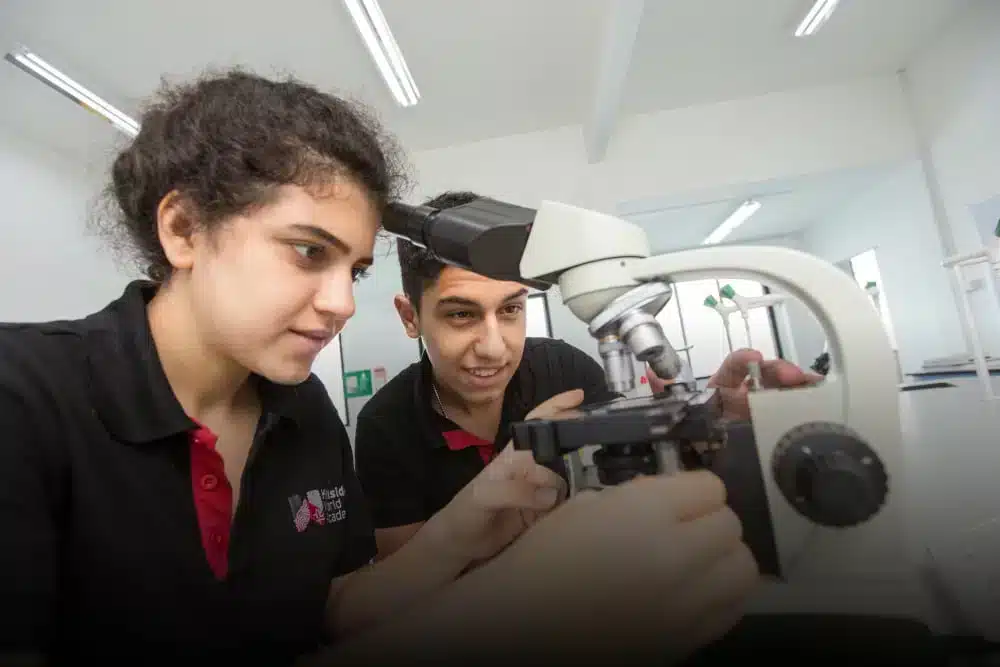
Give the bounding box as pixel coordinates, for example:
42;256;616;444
582;0;646;164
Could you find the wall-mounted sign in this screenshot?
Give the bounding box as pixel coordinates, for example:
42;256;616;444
344;369;373;398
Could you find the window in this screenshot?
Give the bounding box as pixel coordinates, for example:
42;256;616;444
526;293;553;338
311;334;349;424
657;279;782;381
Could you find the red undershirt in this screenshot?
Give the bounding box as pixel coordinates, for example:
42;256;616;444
188;422;233;580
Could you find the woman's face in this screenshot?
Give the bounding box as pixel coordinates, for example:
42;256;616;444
178;180;378;385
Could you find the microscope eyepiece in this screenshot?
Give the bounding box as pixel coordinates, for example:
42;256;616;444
382;204;439;248
383;197;552;290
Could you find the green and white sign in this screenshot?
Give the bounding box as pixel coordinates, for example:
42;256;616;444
344;369;373;398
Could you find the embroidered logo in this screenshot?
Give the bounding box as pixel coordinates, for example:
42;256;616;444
288;485;347;532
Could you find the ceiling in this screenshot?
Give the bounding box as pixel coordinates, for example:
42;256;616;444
0;0;970;169
618;161;899;250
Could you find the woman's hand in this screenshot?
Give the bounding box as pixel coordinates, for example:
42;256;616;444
455;469;760;662
420;389;584;568
315;469;761;667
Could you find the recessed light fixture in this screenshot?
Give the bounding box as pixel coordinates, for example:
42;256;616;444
5;47;140;137
343;0;420;107
795;0;841;37
703;199;762;245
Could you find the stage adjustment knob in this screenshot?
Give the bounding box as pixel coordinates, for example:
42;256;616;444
771;422;888;527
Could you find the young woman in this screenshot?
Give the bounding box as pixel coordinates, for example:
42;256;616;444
0;70;758;667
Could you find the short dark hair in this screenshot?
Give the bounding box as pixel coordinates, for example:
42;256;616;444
93;68;408;281
397;190;480;310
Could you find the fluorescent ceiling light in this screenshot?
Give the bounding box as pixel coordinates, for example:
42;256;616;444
344;0;420;107
794;0;841;37
702;199;762;245
5;47;140;137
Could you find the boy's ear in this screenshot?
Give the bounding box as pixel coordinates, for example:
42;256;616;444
393;294;421;339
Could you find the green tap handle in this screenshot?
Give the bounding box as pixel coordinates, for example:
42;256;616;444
703;295;718;308
719;284;736;300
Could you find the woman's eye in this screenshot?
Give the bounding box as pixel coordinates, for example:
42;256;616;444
292;243;324;261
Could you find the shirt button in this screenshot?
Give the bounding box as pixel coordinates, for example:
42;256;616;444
209;530;224;545
200;474;218;491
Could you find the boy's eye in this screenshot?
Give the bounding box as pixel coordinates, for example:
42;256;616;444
501;304;524;316
447;311;474;321
352;266;370;282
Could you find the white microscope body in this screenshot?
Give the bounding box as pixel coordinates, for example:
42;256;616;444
519;201;926;623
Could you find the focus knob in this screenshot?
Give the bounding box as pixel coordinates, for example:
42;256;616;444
772;422;888;527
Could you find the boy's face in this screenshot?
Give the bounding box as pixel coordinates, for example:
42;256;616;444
395;266;528;406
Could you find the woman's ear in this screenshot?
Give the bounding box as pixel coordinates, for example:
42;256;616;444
156;190;199;272
393;294;421;339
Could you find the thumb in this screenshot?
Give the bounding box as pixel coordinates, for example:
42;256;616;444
525;388;585;420
472;474;563;512
645;364;674;394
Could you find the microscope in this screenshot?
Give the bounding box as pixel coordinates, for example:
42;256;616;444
384;196;929;624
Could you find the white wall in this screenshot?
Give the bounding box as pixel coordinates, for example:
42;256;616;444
0;130;127;321
801;0;1000;370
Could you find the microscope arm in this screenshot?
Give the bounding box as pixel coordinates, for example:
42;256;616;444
634;246;907;586
627;245;898;428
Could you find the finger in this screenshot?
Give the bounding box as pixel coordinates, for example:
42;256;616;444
498;450;569;504
525;389;585;420
758;359;821;389
493;442;518;469
645;364;674;394
566;488;603;507
488;447;562;480
472;475;564;512
666;506;745;575
669;542;760;653
522;463;569;503
623;470;728;523
714;385;749;420
505;448;568;487
707;349;763;389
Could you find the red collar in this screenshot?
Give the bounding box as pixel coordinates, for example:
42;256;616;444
442;430;495;464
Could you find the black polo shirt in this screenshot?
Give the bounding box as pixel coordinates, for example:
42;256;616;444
354;337;618;530
0;281;375;665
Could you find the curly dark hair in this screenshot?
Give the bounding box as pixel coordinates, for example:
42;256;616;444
92;68;409;281
397;191;480;310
